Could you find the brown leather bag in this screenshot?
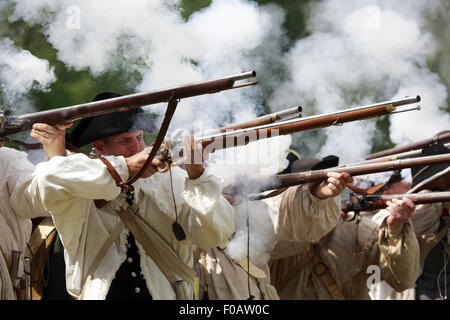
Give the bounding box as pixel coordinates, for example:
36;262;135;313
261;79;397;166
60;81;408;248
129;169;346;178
24;218;57;300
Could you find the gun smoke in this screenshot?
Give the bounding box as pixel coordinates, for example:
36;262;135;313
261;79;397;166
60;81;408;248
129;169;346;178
269;0;450;163
2;0;449;266
0;37;55;110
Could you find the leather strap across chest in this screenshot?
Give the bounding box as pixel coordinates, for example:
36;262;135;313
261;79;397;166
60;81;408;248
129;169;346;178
307;243;347;300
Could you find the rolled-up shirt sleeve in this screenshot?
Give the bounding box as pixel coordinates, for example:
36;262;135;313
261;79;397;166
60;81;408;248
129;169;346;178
34;154;128;203
180;168;235;249
11;153;129;254
376;218;420;291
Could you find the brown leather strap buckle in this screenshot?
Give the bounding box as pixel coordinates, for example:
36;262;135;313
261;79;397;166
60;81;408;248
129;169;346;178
312;262;328;277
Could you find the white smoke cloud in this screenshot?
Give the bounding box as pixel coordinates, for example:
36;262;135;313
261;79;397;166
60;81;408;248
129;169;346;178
390;80;450;145
225;197;277;267
207;134;292;183
0;37;56;108
269;0;449;163
7;0;286;129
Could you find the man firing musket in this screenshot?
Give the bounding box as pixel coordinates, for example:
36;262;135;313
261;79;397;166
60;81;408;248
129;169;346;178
0;71;257;149
223;152;450;199
3;71;257;301
353;142;450;300
267;155;420;300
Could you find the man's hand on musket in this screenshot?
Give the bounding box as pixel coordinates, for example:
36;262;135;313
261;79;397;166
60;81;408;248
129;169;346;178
310;172;353;199
385;197;415;231
183;136;208;180
31;123;73;159
125;149;167;179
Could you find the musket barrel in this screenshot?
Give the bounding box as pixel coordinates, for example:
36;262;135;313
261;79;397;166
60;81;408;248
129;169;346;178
275;106;302;119
0;71;257;137
199;96;420;153
391;95;421;106
226;71;257;81
225;153;450;196
278;153;450;186
214;105;302;133
367;130;450;160
336;142;450;167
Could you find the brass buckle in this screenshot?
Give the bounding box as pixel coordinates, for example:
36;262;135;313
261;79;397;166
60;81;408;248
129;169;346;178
312;262;328;277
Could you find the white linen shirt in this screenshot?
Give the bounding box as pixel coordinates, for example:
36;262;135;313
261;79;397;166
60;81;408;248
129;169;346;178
12;153;235;299
0;147;49;299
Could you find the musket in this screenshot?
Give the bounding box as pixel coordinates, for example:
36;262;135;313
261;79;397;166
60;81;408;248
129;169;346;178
224;153;450;198
341;191;450;212
336;142;450;168
366;130;450;160
0;71;257;146
211;105;302;133
159;96;421;164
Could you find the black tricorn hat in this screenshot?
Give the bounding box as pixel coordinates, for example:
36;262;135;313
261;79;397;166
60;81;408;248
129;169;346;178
68;92;156;147
409;144;450;193
288;155;339;174
279;149;301;174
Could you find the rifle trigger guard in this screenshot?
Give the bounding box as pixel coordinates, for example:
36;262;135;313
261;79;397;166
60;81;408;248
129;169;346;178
158;161;171;173
343;210;359;222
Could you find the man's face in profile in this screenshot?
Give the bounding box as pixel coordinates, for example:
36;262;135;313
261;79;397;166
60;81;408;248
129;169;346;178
95;130;145;158
384;180;411;195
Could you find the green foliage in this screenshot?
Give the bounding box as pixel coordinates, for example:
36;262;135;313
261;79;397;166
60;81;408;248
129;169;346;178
423;3;450;113
254;0;311;46
180;0;212;20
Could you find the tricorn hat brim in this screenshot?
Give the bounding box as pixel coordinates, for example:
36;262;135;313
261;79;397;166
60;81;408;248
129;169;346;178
289;155;339;173
68;92;156;147
408;144;450;193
